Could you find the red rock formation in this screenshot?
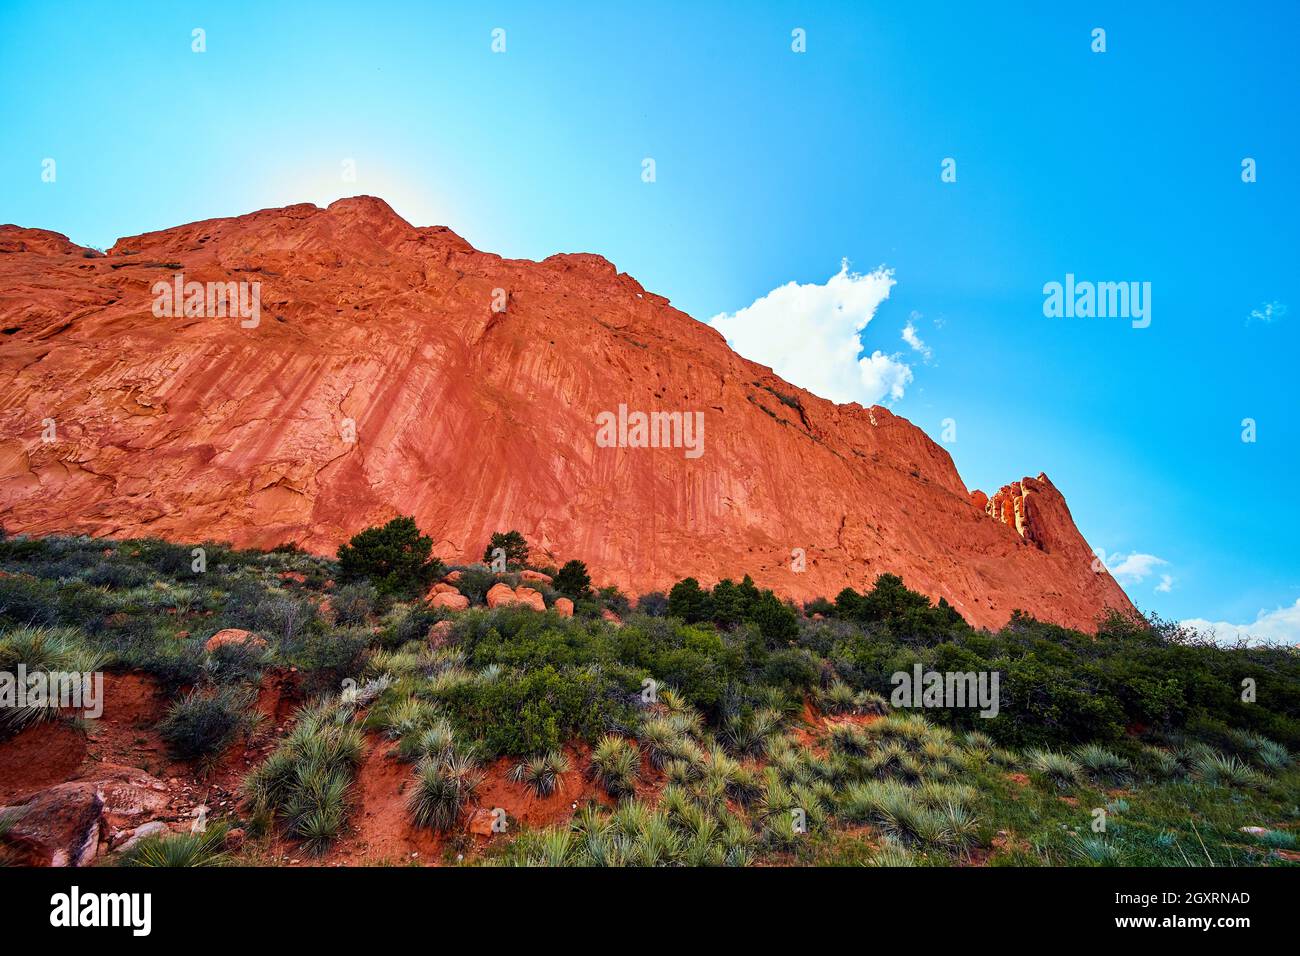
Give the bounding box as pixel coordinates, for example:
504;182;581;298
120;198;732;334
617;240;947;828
0;198;1135;631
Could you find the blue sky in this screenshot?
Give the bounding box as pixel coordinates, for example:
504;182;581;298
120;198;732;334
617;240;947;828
2;1;1297;637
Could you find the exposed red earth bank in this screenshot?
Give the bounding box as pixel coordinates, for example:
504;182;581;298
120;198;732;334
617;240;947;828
0;198;1134;631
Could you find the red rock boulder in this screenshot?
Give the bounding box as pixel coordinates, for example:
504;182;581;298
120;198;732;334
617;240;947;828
429;591;469;611
204;628;266;654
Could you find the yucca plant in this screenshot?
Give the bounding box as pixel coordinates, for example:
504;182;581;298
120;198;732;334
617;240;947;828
119;825;230;867
409;752;484;831
0;625;110;731
818;680;858;714
529;828;577;866
854;690;890;716
1192;752;1265;789
509;749;570;797
1074;744;1130;781
839;779;910;824
630;812;684;866
863;835;917;867
916;780;978;809
940;801;981;856
1227;731;1293;772
1252;829;1298;850
589;734;640;798
379;694;441;740
1026;749;1082;790
284;762;352;853
1068;836;1124;866
828;723;872;757
1142;746;1184;781
398;716;459;764
662;758;697;785
639;717;685;770
722;708;783;758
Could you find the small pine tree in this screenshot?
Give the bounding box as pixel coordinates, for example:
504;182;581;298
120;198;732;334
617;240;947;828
483;530;529;568
667;577;713;623
337;516;442;597
554;559;592;600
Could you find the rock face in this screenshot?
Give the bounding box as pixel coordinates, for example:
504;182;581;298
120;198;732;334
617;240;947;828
0;200;1135;631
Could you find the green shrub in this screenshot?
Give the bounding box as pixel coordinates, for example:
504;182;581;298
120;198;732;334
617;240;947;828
157;686;257;762
337;517;442;597
554;560;593;601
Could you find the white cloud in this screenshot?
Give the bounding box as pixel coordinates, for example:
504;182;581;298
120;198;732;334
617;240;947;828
1155;574;1174;593
1181;599;1300;647
859;350;914;403
708;261;911;406
902;312;932;361
1248;300;1287;324
1104;551;1168;585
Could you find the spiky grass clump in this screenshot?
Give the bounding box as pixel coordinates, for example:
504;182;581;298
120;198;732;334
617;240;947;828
1073;744;1130;781
1192;752;1265;789
722;707;783;758
409;753;485;831
828;723;872;757
508;749;570;797
244;698;366;853
1251;828;1298;850
817;680;858;715
158;685;259;763
638;717;686;770
1141;746;1184;781
118;825;230;867
376;694;442;741
397;716;460;763
1026;749;1082;790
0;626;110;731
589;734;640;798
700;744;762;805
1068;836;1124;866
862;835;917;867
1226;730;1292;772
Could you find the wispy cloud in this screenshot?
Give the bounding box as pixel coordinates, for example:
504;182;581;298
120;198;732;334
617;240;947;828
901;311;932;361
708;261;912;406
1248;300;1287;324
1182;598;1300;646
1104;551;1169;585
1155;574;1174;593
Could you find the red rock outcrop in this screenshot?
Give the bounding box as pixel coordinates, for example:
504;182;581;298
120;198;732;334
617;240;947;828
0;198;1135;631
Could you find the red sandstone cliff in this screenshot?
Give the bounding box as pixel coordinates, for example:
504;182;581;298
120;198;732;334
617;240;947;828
0;198;1135;630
